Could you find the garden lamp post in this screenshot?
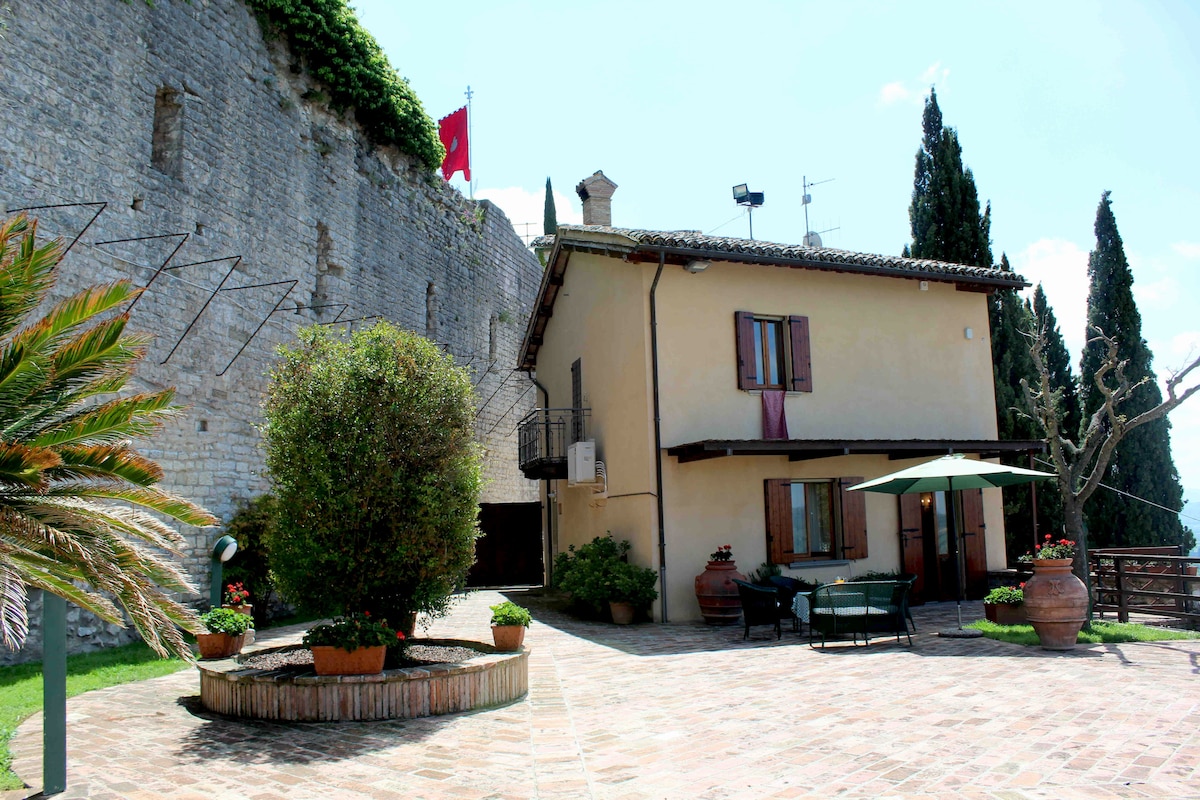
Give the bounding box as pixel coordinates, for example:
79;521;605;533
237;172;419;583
210;535;238;607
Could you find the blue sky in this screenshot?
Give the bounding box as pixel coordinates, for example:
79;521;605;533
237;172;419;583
354;0;1200;534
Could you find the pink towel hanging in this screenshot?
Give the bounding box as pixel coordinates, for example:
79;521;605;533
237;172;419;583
761;390;789;440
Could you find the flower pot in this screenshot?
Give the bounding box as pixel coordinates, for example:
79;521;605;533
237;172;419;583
983;602;1028;626
491;624;526;651
222;603;253;617
609;600;635;625
310;644;387;676
694;560;746;625
196;632;246;659
1023;558;1088;650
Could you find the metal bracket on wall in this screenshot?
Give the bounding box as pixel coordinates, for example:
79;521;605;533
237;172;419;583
215;279;298;376
93;231;190;311
160;255;243;365
6;201;107;259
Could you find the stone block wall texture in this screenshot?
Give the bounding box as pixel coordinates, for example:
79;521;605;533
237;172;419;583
0;0;541;664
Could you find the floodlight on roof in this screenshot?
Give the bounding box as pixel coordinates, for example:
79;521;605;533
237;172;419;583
731;183;764;239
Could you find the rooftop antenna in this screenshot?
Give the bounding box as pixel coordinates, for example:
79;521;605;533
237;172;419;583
732;184;764;240
802;175;836;246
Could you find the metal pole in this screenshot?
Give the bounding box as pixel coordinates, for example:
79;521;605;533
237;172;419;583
43;592;67;795
1028;451;1039;548
464;85;474;200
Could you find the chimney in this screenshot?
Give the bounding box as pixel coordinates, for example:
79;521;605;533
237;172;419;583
576;170;618;226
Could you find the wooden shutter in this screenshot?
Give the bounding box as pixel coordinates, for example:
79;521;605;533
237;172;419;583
764;479;791;564
735;311;757;389
960;488;988;599
838;477;867;560
787;315;812;392
899;494;924;602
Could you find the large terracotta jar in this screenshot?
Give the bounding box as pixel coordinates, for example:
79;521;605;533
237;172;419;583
1022;559;1088;650
695;561;745;625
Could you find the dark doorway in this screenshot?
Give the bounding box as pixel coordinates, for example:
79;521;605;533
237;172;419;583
467;502;544;587
899;489;988;603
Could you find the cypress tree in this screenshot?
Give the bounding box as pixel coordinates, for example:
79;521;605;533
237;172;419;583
908;88;992;267
988;255;1044;557
543;177;558;236
1078;192;1193;551
1022;283;1082;542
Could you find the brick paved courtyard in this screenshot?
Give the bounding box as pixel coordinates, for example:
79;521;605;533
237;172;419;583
9;590;1200;799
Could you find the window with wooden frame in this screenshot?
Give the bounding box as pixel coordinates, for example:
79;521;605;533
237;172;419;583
734;311;811;392
764;477;867;564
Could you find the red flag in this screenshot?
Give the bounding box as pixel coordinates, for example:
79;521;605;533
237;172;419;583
438;106;470;181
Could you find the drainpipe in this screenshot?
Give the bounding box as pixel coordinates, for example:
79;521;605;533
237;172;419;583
649;253;668;621
529;372;554;587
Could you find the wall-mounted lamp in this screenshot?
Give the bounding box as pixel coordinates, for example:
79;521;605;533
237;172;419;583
684;259;711;274
210;534;238;607
921;494;932;510
919;281;929;292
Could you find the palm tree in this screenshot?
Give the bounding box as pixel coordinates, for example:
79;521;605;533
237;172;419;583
0;214;216;661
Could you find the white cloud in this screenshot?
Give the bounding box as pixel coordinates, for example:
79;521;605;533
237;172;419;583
878;81;910;106
1012;238;1091;361
1133;275;1180;306
475;186;582;244
1171;241;1200;259
879;63;949;108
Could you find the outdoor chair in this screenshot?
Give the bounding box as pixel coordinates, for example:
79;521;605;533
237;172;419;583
808;580;912;647
768;575;806;632
732;579;782;640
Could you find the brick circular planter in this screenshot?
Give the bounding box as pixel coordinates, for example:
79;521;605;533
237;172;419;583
197;638;528;722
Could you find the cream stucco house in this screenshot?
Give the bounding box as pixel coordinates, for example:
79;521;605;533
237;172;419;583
517;171;1042;622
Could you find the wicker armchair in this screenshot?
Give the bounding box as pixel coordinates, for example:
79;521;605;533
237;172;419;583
768;575;807;632
732;579;782;640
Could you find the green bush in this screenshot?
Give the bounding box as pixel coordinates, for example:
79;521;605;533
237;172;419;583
983;586;1024;606
554;535;657;615
246;0;444;170
849;571;902;583
489;601;531;627
220;494;278;627
262;321;482;625
609;560;658;607
748;561;782;585
199;608;254;635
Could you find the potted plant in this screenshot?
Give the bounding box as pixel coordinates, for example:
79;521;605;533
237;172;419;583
196;607;254;659
982;584;1027;625
1018;535;1087;650
490;601;531;651
303;611;400;675
607;560;659;624
694;545;746;625
222;582;252;616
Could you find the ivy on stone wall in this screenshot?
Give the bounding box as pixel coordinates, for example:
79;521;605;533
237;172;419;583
245;0;444;170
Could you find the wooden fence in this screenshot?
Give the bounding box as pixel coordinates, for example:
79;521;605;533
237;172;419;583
1089;546;1200;626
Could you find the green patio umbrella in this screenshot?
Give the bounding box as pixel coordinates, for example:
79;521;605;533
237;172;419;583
848;454;1054;635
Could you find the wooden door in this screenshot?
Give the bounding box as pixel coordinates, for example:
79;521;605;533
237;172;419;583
960;489;988;599
899;494;925;603
467;502;545;587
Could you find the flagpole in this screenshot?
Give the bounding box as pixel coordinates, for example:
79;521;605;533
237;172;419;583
464;85;474;200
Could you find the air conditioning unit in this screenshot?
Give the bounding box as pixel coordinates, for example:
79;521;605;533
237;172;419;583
567;440;596;485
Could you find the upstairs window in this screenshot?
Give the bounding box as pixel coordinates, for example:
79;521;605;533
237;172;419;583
735;311;812;392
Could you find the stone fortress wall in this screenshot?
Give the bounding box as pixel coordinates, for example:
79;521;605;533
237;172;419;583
0;0;541;662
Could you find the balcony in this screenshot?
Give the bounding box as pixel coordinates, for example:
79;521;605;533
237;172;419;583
517;407;589;480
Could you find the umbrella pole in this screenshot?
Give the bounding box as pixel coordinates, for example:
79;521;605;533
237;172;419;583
939;477;981;639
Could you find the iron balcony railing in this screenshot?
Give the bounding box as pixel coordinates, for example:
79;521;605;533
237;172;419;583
517;407;590;480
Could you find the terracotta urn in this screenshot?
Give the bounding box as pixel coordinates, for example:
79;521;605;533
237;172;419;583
491;624;526;651
196;632;246;659
310;644;387;676
609;601;635;625
694;561;746;625
1022;558;1088;650
983;602;1028;626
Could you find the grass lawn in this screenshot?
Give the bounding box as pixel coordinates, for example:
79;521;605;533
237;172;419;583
0;642;188;791
968;618;1200;646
